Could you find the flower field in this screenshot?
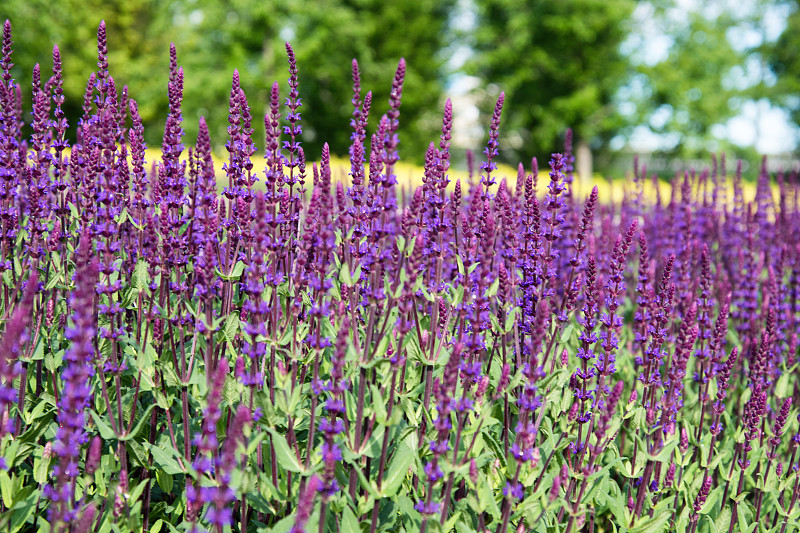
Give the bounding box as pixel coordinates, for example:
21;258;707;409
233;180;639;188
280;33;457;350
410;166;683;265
1;20;800;533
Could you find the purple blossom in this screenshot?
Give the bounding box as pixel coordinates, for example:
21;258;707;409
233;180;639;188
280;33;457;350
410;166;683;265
47;233;97;526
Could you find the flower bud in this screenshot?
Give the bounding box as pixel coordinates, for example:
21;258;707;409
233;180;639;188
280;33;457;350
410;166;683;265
476;376;489;402
549;474;562;502
680;427;689;454
470;458;478;484
664;462;676;488
85;436;102;475
531;447;541;467
568;402;579;422
114;469;128;518
46;298;55;328
75;503;96;533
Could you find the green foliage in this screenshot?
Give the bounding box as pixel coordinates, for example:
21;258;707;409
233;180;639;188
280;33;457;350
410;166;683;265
270;0;456;161
0;0;454;161
769;2;800;131
467;0;635;161
0;0;175;143
629;8;741;154
622;0;798;158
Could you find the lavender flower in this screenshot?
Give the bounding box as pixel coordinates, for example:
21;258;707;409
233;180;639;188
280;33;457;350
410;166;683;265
46;233;98;527
319;307;350;499
691;474;713;518
0;270;36;439
595;220;637;403
480;92;504;199
292;476;321;533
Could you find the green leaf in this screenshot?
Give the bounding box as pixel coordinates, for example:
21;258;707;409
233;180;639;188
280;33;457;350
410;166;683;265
504;307;518;332
33;451;51;485
340;262;356;286
8;486;37;533
776;370;791;398
607;480;627;525
629;511;671;533
699;486;722;515
221;313;240;344
217;260;245;281
268;430;304;473
483;429;507;469
121;404;156;442
156;470;173;494
478;480;501;519
115;207;129;225
452;285;465;307
485;276;500;298
371;384;387;424
45;349;64;373
143;443;185;476
560;322;575;343
443;510;461;531
270;515;296;533
632;407;647;429
24;399;49;425
381;442;414;497
714;507;732;533
354;463;382;499
0;470;12;507
132;259;149;291
90;410;118;440
44;273;61;290
651;438;678;462
341;506;360;532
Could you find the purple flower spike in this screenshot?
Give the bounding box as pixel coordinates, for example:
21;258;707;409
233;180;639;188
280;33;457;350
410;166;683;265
292;476;321;533
0;270;37;439
692;475;713;517
480;92;504;199
47;232;98;527
770;398;792;450
96;21;108;82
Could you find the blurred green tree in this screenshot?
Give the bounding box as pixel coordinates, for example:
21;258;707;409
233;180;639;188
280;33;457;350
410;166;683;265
0;0;455;162
0;0;174;144
466;0;635;165
624;6;742;156
769;2;800;149
204;0;457;162
619;0;796;160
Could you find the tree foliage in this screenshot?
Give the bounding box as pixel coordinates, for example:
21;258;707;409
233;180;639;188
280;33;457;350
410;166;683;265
467;0;635;162
0;0;455;161
769;2;800;140
621;0;797;158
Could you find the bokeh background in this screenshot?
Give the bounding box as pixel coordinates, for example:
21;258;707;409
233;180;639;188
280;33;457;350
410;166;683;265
1;0;798;178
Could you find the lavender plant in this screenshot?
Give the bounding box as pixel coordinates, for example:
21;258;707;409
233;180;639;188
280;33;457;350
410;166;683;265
0;18;800;533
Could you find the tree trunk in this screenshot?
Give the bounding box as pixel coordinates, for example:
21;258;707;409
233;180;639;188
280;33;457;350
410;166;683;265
577;139;592;184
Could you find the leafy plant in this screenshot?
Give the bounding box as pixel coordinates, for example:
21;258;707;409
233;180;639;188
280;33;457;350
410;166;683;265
0;18;799;533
